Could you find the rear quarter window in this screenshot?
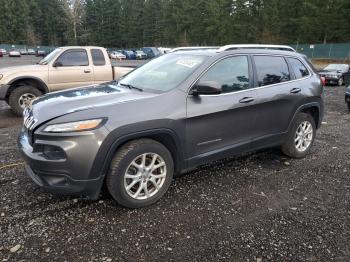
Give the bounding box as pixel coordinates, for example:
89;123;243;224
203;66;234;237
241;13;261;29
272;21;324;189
254;56;290;87
91;49;106;66
287;57;309;79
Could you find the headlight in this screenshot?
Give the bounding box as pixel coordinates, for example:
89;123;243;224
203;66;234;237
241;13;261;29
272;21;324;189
0;74;3;80
43;119;104;133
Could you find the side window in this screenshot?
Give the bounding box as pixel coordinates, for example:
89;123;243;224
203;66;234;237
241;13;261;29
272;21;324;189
254;56;290;86
200;56;250;93
56;50;89;66
288;58;309;79
91;49;106;66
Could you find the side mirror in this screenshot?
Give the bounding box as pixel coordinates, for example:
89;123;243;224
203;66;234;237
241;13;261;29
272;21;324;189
53;61;63;67
191;80;222;96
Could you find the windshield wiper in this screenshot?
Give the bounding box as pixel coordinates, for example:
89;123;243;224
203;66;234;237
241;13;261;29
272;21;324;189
119;83;143;92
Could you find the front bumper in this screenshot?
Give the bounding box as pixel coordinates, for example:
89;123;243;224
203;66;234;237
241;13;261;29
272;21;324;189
18;127;108;199
323;77;340;85
0;84;10;100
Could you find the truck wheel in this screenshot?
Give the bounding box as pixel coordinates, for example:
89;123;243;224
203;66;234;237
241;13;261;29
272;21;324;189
9;85;42;116
106;139;174;208
282;112;316;159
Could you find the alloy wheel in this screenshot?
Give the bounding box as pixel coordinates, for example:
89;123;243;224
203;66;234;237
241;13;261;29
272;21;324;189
124;153;167;200
294;121;313;152
18;93;36;109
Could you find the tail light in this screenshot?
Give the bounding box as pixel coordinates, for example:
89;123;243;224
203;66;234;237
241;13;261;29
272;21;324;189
320;76;326;86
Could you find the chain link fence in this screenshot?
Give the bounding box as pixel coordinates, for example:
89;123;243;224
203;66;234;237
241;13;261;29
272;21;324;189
0;44;55;53
2;43;350;61
291;43;350;60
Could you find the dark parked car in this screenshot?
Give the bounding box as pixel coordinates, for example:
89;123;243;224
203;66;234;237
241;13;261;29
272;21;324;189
345;86;350;111
142;47;161;58
318;63;350;86
18;47;324;208
0;50;3;57
122;50;136;60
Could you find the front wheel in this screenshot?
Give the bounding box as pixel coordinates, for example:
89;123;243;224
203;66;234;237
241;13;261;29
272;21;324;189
282;112;316;158
106;139;174;208
8;85;42;116
347;102;350;112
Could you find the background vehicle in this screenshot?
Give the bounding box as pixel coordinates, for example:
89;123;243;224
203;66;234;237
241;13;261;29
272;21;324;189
35;50;47;57
110;51;126;60
158;47;171;54
318;63;349;86
142;47;161;58
8;49;21;57
134;50;147;59
0;46;134;115
27;49;35;55
0;50;3;57
18;48;324;208
122;50;136;60
20;49;28;55
0;48;7;55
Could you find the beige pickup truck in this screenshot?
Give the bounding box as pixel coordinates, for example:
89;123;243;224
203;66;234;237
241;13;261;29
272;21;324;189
0;46;133;115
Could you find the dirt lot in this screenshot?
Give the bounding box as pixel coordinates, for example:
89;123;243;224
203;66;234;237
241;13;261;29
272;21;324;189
0;57;349;261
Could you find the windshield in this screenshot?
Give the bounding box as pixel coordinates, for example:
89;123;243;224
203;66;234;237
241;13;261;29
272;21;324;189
119;54;207;92
324;64;348;71
38;48;62;65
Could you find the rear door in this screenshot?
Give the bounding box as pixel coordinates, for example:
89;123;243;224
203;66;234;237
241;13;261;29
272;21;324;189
252;55;309;140
90;48;113;84
48;49;93;90
186;55;259;159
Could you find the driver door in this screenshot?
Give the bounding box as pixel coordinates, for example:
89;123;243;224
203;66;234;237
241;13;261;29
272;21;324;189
49;49;94;91
186;55;259;161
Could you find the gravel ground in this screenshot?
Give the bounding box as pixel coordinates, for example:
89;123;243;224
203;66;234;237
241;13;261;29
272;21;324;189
0;57;349;261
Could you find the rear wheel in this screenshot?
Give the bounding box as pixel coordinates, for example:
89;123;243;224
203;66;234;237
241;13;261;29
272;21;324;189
8;85;42;116
106;139;174;208
347;102;350;112
282;112;316;158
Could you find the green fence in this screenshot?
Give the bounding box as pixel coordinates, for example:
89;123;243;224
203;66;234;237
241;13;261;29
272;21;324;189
290;43;350;60
0;44;56;52
2;42;350;60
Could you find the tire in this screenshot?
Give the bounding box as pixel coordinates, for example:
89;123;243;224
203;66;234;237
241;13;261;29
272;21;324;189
106;139;174;208
282;112;316;159
348;102;350;112
338;77;344;86
8;85;42;116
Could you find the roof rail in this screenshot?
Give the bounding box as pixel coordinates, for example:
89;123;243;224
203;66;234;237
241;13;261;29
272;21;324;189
169;46;219;53
218;44;296;52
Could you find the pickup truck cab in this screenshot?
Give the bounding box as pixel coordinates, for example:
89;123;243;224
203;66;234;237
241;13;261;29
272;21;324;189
0;46;133;115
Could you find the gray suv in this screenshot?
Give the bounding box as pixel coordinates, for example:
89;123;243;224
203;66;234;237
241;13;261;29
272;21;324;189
18;49;324;208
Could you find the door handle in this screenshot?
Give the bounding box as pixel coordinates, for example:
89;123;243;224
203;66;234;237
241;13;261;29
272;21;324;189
239;97;254;104
84;69;91;73
290;88;301;94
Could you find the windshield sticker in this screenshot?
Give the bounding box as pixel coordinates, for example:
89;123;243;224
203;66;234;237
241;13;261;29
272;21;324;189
176;58;201;68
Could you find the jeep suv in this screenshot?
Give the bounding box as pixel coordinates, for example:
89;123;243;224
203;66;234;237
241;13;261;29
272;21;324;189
18;48;324;208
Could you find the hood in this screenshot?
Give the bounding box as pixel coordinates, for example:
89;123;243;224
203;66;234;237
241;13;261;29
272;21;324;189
29;82;156;127
0;64;47;75
318;69;343;74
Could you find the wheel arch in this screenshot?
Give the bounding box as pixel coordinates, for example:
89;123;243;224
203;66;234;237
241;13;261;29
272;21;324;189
289;102;322;131
7;76;49;99
91;128;184;183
